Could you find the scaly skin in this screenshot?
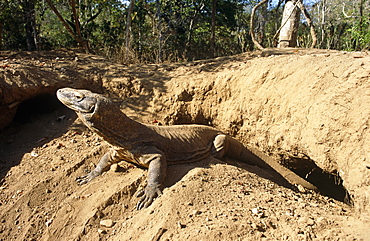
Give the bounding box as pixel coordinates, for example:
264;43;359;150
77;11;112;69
57;88;318;209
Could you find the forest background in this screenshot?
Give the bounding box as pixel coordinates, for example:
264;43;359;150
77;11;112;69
0;0;369;64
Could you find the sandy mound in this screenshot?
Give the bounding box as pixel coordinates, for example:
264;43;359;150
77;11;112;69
0;50;103;130
0;49;369;240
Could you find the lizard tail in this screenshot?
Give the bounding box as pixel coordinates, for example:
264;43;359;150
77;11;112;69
226;136;319;192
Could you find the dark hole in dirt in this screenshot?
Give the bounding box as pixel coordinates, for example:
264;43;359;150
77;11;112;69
286;157;352;205
13;93;64;124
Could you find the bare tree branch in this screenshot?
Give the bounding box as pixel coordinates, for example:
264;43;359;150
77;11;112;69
85;8;103;26
250;0;268;50
342;2;356;18
45;0;75;38
297;0;317;48
45;0;90;53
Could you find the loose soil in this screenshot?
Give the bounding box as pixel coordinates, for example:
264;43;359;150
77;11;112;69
0;49;369;240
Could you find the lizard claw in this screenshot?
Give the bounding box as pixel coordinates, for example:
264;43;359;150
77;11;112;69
76;175;91;185
76;171;99;185
136;184;162;210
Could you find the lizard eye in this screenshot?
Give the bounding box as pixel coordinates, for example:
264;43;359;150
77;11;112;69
74;93;84;102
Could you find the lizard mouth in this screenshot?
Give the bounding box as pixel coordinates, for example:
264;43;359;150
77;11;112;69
77;100;96;114
87;103;96;114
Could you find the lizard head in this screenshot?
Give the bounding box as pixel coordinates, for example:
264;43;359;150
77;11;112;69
57;88;99;113
56;88;123;132
57;87;129;141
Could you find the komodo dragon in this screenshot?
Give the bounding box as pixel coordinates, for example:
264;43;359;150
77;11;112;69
57;87;317;209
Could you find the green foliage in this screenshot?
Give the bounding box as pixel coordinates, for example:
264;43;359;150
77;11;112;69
304;0;370;50
347;15;370;50
37;2;74;49
0;0;29;50
1;0;255;62
1;0;369;62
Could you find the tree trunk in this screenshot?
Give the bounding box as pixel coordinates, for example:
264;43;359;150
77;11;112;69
156;0;162;63
210;0;216;58
278;0;300;48
185;3;204;59
125;0;135;62
359;0;364;33
69;0;82;40
24;0;37;51
0;20;3;50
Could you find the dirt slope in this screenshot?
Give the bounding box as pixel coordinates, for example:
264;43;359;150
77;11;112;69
0;50;103;130
0;49;369;240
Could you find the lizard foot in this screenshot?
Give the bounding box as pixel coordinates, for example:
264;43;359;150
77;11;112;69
76;171;99;185
136;184;162;210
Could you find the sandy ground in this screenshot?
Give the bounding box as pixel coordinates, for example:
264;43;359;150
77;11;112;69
0;49;369;240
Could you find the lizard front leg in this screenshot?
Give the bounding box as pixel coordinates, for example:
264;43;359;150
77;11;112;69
76;150;116;185
136;148;167;210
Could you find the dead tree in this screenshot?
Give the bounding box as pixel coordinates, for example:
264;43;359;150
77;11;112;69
277;0;317;48
250;0;317;49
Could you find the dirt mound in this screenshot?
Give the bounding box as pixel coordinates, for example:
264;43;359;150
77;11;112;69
0;49;369;240
153;50;370;214
0;50;103;130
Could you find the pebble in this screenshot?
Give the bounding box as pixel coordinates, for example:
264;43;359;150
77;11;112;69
316;217;327;225
45;219;53;227
298;217;315;226
100;219;114;228
190;210;202;217
251;207;265;218
297;185;306;193
110;164;118;172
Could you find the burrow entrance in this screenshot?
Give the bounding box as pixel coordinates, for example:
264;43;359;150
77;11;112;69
284;157;352;205
13;93;65;124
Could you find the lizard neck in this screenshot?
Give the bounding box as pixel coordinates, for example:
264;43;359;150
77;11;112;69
78;100;146;148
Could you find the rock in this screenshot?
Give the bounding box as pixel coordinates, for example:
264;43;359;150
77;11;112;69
177;221;186;228
175;90;192;102
45;219;53;227
100;219;114;228
251;207;265;218
110;163;118;172
298;217;315;226
316;217;328;225
189;210;202;217
297;184;306;193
